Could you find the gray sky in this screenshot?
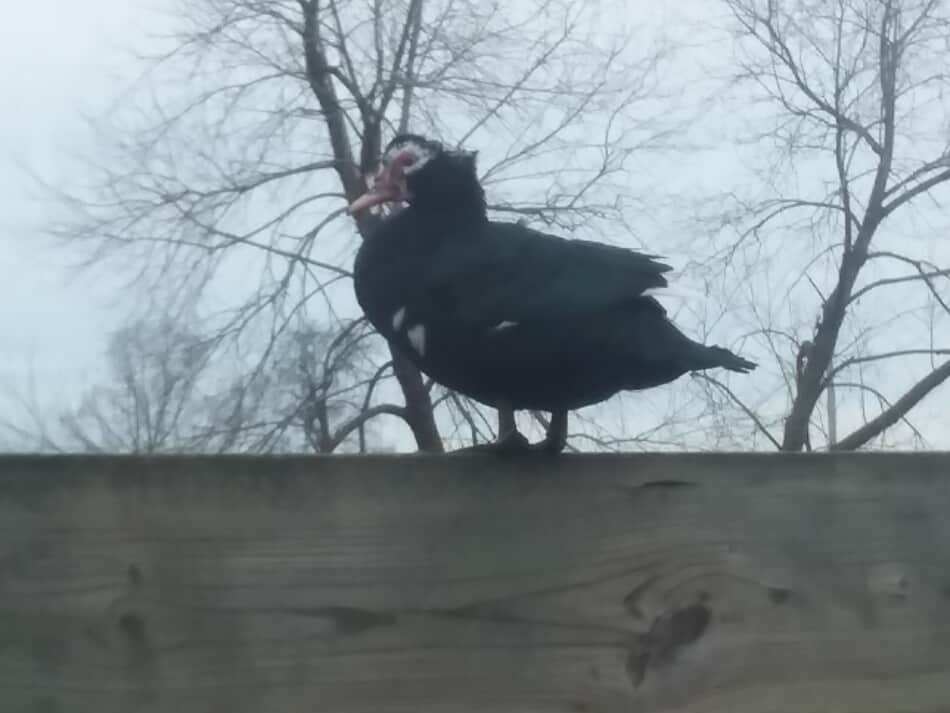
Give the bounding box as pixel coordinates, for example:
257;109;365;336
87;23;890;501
1;0;146;411
2;0;948;451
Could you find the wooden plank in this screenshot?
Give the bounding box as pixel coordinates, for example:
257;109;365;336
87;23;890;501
1;452;950;712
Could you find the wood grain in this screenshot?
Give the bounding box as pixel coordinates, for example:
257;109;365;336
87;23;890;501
2;452;950;712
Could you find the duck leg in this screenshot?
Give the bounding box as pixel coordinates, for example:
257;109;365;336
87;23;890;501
451;402;531;454
498;404;517;438
494;403;533;454
534;409;568;454
454;408;567;457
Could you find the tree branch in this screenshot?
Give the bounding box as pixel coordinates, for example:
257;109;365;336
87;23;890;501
831;359;950;450
882;167;950;217
832;379;927;445
848;266;950;307
299;0;362;198
828;348;950;381
728;0;885;155
693;373;781;450
331;403;407;450
865;250;950;315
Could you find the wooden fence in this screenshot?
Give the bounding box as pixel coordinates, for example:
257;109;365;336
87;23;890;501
2;452;950;712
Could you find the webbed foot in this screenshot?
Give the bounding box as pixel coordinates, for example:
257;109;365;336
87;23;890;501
453;428;564;458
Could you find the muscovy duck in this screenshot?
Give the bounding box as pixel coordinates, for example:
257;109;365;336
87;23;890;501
349;134;756;454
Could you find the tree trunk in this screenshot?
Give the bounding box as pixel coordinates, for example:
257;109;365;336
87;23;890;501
301;1;444;452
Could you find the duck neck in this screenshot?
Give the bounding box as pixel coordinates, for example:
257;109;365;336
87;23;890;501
414;179;487;223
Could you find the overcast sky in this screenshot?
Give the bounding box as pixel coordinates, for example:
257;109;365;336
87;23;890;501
2;0;948;451
1;1;149;411
0;0;704;445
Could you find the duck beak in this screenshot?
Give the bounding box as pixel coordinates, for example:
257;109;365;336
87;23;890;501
348;162;403;214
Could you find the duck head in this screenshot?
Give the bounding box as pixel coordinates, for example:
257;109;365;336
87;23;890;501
348;134;483;216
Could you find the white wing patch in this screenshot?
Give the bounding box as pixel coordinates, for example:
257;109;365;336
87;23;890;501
392;306;407;331
407;324;426;356
491;320;519;331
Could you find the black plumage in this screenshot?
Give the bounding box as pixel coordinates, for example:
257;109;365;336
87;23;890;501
350;134;756;454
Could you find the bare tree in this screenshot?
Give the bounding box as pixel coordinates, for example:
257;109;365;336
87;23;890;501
262;317;400;452
0;314;403;454
1;319;218;453
702;0;950;450
40;0;678;453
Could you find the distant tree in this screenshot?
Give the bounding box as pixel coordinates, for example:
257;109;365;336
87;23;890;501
698;0;950;450
1;315;405;454
262;317;400;453
42;0;682;453
2;319;218;453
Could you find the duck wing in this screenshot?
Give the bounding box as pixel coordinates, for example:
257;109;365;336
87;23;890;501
418;222;673;332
